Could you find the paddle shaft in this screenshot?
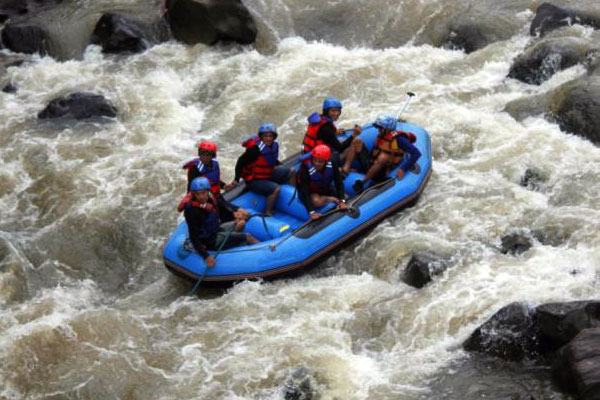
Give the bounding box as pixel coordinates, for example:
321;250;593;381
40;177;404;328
188;224;236;297
396;92;415;121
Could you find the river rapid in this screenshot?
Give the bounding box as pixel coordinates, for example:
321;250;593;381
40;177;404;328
1;0;599;399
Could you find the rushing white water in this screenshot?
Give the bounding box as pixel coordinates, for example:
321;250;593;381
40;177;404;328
1;0;599;399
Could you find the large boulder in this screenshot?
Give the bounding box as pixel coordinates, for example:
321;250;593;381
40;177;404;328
508;37;597;85
165;0;257;46
552;76;600;145
401;253;448;289
552;328;600;400
1;24;48;55
38;92;117;120
419;0;529;53
531;3;600;37
90;13;150;54
536;301;600;352
505;72;600;145
463;302;540;361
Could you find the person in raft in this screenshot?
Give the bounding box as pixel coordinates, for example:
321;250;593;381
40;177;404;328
183;177;258;267
179;140;244;223
298;144;348;220
352;114;421;193
227;123;291;217
302;96;363;176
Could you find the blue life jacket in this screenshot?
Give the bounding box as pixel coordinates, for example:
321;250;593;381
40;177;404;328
183;158;221;194
306;161;334;194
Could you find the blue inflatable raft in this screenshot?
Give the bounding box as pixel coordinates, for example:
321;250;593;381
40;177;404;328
163;121;432;285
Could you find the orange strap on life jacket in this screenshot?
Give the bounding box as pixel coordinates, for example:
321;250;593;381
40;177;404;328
241;138;276;181
302;113;329;153
372;130;416;165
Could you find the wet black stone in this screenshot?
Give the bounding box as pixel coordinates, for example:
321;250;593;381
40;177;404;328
554;78;600;145
166;0;257;46
2;83;17;93
0;0;62;20
520;168;545;191
283;366;315;400
37;92;117;120
508;38;592;85
552;328;600;399
445;24;489;54
500;233;533;255
463;302;541;362
531;3;600;37
90;13;149;54
1;24;48;55
536;301;600;352
401;253;448;289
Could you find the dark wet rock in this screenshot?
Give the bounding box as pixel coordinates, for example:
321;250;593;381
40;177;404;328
531;3;600;38
552;76;600;145
38;92;117;120
500;232;533;255
401;253;448;289
0;0;62;22
6;60;26;68
552;328;600;400
283;366;316;400
1;24;48;55
504;93;549;122
2;83;17;93
90;13;150;54
165;0;257;46
420;1;527;53
520;168;545;191
444;24;491;54
508;37;596;85
536;301;600;352
463;302;540;362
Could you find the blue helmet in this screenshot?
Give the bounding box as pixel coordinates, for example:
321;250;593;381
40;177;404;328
373;114;397;131
322;96;342;112
258;122;278;138
190;177;211;191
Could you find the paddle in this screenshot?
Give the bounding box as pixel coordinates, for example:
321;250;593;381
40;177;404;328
395;91;416;121
188;223;236;297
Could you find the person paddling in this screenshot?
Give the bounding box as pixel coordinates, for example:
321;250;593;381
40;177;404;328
352;114;421;193
227;123;291;216
302;96;363;176
183;177;258;267
298;144;347;220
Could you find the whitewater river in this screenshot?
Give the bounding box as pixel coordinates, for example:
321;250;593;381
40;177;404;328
1;0;599;398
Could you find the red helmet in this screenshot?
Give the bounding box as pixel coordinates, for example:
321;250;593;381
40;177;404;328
198;140;217;154
312;144;331;161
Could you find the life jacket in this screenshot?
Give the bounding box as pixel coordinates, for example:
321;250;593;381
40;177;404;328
302;112;332;153
181;194;221;238
177;191;219;214
183;158;221;195
240;137;279;181
306;160;334;195
372;130;417;165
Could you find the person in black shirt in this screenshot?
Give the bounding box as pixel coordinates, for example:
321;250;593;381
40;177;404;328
302;96;363;176
184;178;258;267
226;123;291;216
298;145;347;220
